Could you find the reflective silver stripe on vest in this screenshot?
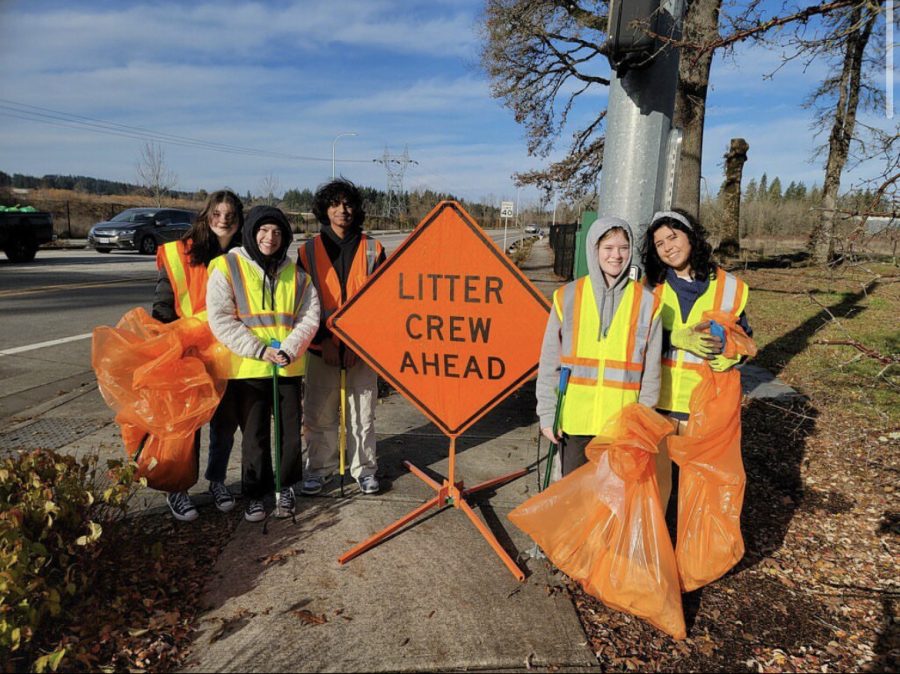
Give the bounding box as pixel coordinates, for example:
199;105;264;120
293;271;309;316
559;282;577;357
603;367;642;385
563;362;599;381
629;285;656;363
304;239;319;296
241;313;295;329
224;254;253;317
664;347;706;365
719;272;739;314
365;236;378;274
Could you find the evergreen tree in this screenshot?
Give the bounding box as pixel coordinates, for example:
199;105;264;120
744;178;758;202
758;173;769;200
808;183;822;203
768;177;783;202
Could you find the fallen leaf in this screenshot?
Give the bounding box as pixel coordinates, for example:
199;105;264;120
291;610;327;625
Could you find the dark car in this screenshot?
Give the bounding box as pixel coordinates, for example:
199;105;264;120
87;207;195;255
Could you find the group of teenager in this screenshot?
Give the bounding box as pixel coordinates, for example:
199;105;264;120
151;179;385;523
536;211;751;500
149;176;749;526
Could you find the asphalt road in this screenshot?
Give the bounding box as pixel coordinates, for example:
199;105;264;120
0;228;527;420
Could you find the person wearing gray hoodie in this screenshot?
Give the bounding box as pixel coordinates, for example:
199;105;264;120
207;205;320;522
535;216;668;500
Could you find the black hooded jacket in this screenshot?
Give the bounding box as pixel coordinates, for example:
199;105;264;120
243;205;294;311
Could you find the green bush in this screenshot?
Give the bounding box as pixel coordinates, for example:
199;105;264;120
0;450;141;671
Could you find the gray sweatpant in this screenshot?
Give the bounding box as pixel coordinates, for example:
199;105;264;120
302;353;378;481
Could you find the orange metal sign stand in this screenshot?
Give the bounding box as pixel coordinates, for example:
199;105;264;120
338;436;527;581
332;201;550;581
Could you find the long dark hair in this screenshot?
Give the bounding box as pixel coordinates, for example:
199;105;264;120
186;189;244;266
641;209;715;286
312;178;365;229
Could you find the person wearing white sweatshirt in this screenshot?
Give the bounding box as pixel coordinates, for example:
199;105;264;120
207;205;320;522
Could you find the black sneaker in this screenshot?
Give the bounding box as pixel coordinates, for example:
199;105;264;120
167;491;199;522
245;499;266;522
276;487;295;518
208;481;235;512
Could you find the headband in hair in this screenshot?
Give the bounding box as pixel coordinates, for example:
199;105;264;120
650;210;693;231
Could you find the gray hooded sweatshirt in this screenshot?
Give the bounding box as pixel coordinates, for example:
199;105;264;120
535;216;662;431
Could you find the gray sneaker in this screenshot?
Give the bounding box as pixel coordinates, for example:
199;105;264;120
358;475;380;495
208;481;235;512
300;475;327;495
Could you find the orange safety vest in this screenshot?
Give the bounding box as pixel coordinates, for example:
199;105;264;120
156;239;209;320
298;234;382;352
555;277;660;436
654;268;749;414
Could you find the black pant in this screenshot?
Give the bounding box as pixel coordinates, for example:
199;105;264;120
561;434;592;477
233;376;303;500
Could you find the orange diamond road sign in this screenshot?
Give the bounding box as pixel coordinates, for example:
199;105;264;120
331;201;551;437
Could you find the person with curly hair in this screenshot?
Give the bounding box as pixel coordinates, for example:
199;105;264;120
641;209;753;463
152;189;244;521
297;178;386;496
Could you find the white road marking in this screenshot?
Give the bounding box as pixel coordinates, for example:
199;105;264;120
0;333;93;356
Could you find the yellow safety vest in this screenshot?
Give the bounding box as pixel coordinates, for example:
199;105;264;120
655;268;749;414
555;278;660;436
158;240;208;320
209;253;312;379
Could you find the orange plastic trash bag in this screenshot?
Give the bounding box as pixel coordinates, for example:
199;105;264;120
119;422;198;493
91;308;229;491
668;310;758;592
509;404;685;639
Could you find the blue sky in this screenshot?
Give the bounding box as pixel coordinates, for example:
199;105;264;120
0;0;895;211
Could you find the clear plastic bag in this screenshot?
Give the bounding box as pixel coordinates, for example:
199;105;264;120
510;404;685;639
92;308;229;491
668;310;758;591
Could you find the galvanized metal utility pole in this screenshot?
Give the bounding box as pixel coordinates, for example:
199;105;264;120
374;146;417;220
596;0;685;275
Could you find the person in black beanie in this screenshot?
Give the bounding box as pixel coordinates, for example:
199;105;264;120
207;205;320;521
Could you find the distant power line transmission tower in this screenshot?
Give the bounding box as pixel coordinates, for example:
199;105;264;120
374;146;417;219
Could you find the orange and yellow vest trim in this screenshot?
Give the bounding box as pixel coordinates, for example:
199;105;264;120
157;239;209;320
654;268;749;414
555;277;660;436
208;253;312;379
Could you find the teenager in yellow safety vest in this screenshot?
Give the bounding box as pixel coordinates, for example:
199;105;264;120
207;206;320;523
536;216;667;497
641;210;752;423
152;189;243;522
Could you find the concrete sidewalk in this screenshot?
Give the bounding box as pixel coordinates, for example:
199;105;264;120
0;237;797;672
179;237;596;673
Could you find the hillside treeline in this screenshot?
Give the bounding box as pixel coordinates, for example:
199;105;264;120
0;170;502;227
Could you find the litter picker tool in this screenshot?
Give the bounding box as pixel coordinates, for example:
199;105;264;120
526;366;571;560
542;366;571;491
271;339;286;521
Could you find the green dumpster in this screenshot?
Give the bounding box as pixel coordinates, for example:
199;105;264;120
573;210;596;279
